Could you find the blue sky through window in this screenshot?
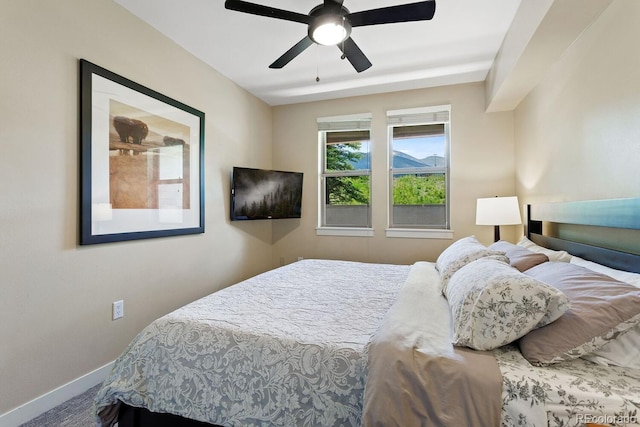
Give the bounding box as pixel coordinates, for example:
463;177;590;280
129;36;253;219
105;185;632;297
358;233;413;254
394;135;445;159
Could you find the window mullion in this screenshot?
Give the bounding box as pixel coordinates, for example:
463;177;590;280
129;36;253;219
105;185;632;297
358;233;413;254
391;167;446;174
323;170;371;177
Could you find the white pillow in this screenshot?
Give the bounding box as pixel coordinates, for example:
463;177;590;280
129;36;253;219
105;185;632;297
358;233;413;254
444;257;570;351
582;324;640;370
436;236;508;292
570;256;640;288
517;236;573;263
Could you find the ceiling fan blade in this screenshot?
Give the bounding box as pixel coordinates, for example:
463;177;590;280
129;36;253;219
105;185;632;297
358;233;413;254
338;38;372;73
225;0;311;25
348;0;436;27
269;36;314;69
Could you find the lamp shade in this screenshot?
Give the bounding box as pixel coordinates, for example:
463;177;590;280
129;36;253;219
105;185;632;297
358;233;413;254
476;196;522;226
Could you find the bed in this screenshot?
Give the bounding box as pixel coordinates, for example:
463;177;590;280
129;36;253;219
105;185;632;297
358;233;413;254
95;197;640;427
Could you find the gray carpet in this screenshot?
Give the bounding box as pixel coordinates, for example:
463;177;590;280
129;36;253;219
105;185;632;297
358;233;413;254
19;384;102;427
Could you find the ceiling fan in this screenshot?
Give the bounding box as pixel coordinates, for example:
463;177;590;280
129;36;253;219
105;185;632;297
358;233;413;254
224;0;436;73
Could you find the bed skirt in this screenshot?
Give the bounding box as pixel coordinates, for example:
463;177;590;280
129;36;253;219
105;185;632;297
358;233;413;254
118;403;221;427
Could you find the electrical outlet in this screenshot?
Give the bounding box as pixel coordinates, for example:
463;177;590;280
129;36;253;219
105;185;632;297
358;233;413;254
112;300;124;320
297;256;304;261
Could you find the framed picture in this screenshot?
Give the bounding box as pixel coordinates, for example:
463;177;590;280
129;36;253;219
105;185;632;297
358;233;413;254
79;59;205;244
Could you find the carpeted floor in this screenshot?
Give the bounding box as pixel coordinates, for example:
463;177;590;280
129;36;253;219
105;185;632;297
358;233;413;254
19;384;102;427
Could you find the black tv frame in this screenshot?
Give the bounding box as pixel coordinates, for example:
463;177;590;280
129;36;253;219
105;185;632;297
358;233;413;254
230;166;303;221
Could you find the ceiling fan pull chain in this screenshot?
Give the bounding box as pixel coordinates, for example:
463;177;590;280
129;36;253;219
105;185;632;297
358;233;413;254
315;45;321;82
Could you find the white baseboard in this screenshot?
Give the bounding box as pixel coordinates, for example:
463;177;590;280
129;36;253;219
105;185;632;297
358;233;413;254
0;361;114;427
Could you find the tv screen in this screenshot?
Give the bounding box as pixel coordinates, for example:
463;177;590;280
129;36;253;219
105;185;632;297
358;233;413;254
231;167;303;221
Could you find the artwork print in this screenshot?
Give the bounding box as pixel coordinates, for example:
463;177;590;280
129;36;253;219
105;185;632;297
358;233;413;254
109;99;191;210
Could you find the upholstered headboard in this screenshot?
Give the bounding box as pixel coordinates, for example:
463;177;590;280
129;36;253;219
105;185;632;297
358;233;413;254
526;198;640;274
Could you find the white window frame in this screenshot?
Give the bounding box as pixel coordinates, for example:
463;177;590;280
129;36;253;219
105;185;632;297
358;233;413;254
385;105;453;239
316;113;373;237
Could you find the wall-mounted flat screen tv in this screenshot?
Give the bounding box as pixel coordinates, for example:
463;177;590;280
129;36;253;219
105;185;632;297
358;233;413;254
231;167;303;221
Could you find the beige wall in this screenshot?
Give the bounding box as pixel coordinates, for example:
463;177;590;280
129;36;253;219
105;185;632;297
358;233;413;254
0;0;274;414
515;0;640;205
271;82;516;265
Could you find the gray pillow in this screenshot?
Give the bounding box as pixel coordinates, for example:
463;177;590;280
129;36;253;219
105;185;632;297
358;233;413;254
520;262;640;365
517;236;573;262
489;240;549;272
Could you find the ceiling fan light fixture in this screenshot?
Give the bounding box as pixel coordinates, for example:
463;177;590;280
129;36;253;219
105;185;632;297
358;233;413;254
310;16;351;46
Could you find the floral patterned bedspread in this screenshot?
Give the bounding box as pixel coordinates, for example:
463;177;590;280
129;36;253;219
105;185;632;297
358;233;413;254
496;345;640;427
94;259;409;427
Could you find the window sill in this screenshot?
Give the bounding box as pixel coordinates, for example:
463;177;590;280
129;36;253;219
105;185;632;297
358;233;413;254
385;228;454;239
316;227;374;237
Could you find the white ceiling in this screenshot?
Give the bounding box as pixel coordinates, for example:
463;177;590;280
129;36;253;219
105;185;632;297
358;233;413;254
114;0;523;106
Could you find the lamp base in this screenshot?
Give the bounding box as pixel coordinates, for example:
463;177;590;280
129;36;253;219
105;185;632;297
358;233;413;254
494;225;501;242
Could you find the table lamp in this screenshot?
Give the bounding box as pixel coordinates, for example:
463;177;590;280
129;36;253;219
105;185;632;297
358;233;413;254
476;196;522;242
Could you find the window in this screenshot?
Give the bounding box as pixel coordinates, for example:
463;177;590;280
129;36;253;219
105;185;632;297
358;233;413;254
387;106;450;236
317;114;372;235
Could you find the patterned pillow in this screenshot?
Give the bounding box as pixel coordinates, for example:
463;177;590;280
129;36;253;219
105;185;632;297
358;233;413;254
520;262;640;365
436;236;508;292
444;257;570;351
